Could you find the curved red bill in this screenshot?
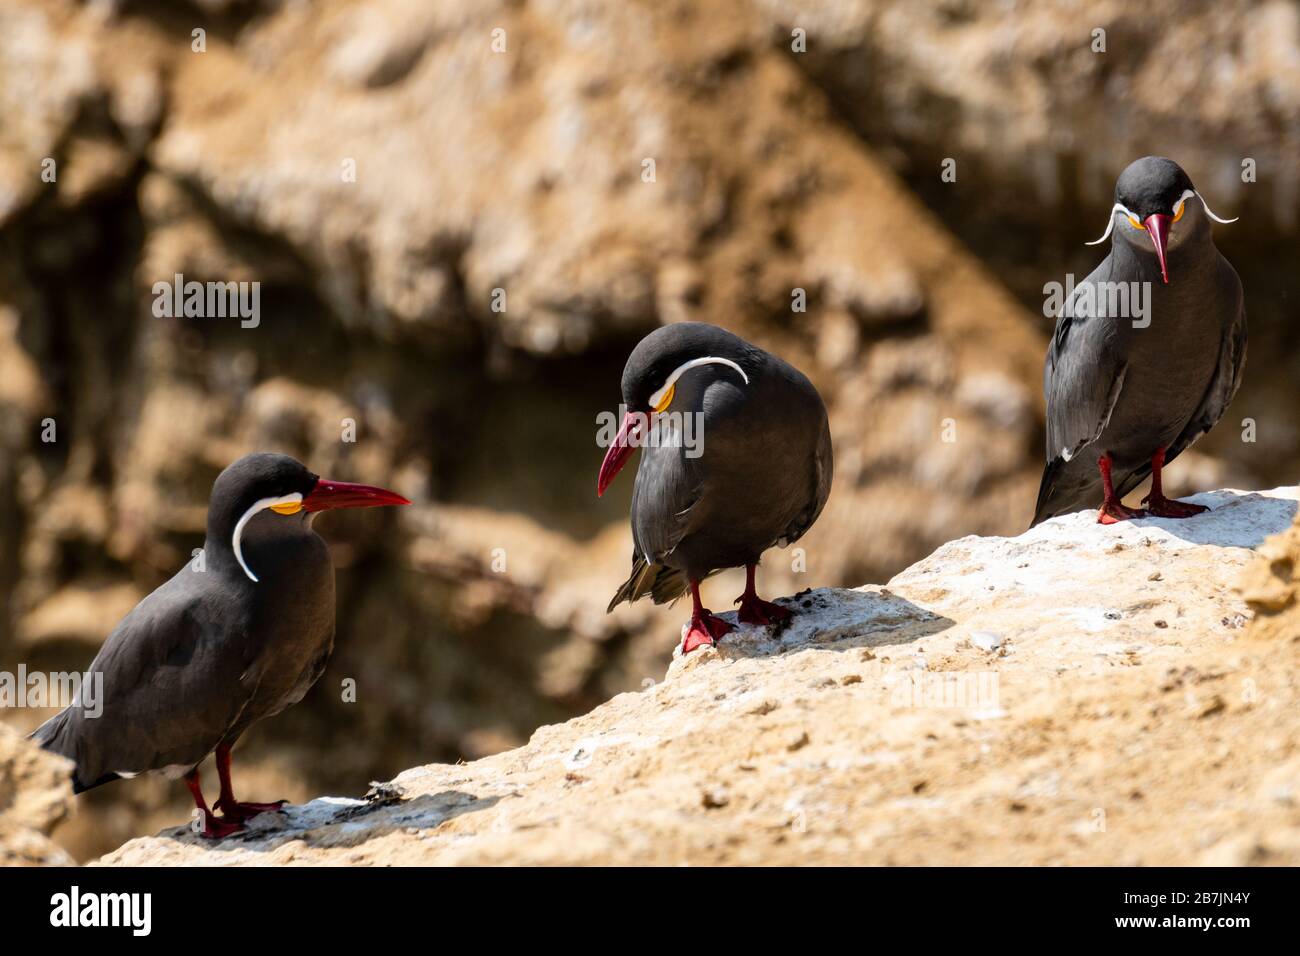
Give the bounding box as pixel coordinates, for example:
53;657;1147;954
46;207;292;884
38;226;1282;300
303;478;411;512
1144;213;1171;284
597;411;643;497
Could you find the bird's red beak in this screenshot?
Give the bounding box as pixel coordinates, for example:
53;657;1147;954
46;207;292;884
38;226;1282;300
302;478;410;512
1144;213;1172;284
597;411;643;497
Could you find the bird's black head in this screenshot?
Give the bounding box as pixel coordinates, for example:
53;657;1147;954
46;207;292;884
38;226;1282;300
212;453;320;516
209;452;409;582
619;322;753;413
1114;156;1194;222
598;322;755;496
1089;156;1236;284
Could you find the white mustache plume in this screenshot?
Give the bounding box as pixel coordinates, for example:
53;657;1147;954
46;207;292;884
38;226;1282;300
1085;203;1131;246
1196;191;1238;224
1085;191;1237;246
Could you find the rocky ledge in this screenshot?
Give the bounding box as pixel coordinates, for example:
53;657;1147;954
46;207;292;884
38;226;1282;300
0;724;75;865
92;487;1300;865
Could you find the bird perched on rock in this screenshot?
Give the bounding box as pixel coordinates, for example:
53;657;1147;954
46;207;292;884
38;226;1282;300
1033;156;1245;526
32;453;409;838
599;322;832;654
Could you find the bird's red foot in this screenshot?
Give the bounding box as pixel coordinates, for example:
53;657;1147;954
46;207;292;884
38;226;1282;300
735;594;793;627
195;810;245;839
214;798;288;824
1097;501;1147;525
681;611;733;654
1142;494;1209;519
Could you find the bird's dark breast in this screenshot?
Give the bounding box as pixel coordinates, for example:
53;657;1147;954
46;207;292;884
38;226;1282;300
1099;270;1231;467
223;527;336;741
639;367;828;579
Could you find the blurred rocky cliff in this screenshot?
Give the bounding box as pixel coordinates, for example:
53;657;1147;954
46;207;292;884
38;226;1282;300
0;0;1293;859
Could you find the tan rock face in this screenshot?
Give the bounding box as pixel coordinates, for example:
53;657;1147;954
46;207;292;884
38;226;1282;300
1240;505;1300;643
97;488;1300;866
0;725;75;866
0;0;1059;859
759;0;1300;205
756;0;1300;486
3;0;1286;862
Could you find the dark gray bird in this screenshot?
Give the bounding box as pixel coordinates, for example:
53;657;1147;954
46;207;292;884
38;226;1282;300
32;452;409;838
1033;157;1246;526
598;323;832;653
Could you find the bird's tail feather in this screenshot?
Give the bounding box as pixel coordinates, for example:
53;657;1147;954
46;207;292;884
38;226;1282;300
29;709;115;793
607;556;690;611
1032;455;1100;526
29;708;69;752
71;772;122;794
649;566;690;606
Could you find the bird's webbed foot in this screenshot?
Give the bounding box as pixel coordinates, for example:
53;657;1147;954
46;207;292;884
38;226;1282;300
1141;493;1209;519
681;610;733;654
735;594;793;627
1097;501;1147;524
195;809;245;840
214;798;288;824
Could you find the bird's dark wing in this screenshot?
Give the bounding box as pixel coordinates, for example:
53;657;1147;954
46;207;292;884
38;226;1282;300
1164;275;1247;468
777;408;833;547
1032;267;1129;525
32;577;257;789
607;441;705;610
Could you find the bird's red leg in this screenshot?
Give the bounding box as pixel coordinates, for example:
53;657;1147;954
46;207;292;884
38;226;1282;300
681;580;733;654
213;742;287;823
734;564;793;626
1097;453;1147;524
1142;447;1209;518
184;769;243;839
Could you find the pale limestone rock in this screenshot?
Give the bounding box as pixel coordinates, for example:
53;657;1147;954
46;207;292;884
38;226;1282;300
96;488;1300;866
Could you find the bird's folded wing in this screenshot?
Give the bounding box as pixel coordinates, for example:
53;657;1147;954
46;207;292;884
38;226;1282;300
46;586;256;782
606;448;704;610
1032;282;1130;525
1043;289;1128;465
629;446;705;566
778;416;833;547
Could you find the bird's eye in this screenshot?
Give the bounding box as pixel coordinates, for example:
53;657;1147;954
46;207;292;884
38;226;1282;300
1172;201;1185;223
